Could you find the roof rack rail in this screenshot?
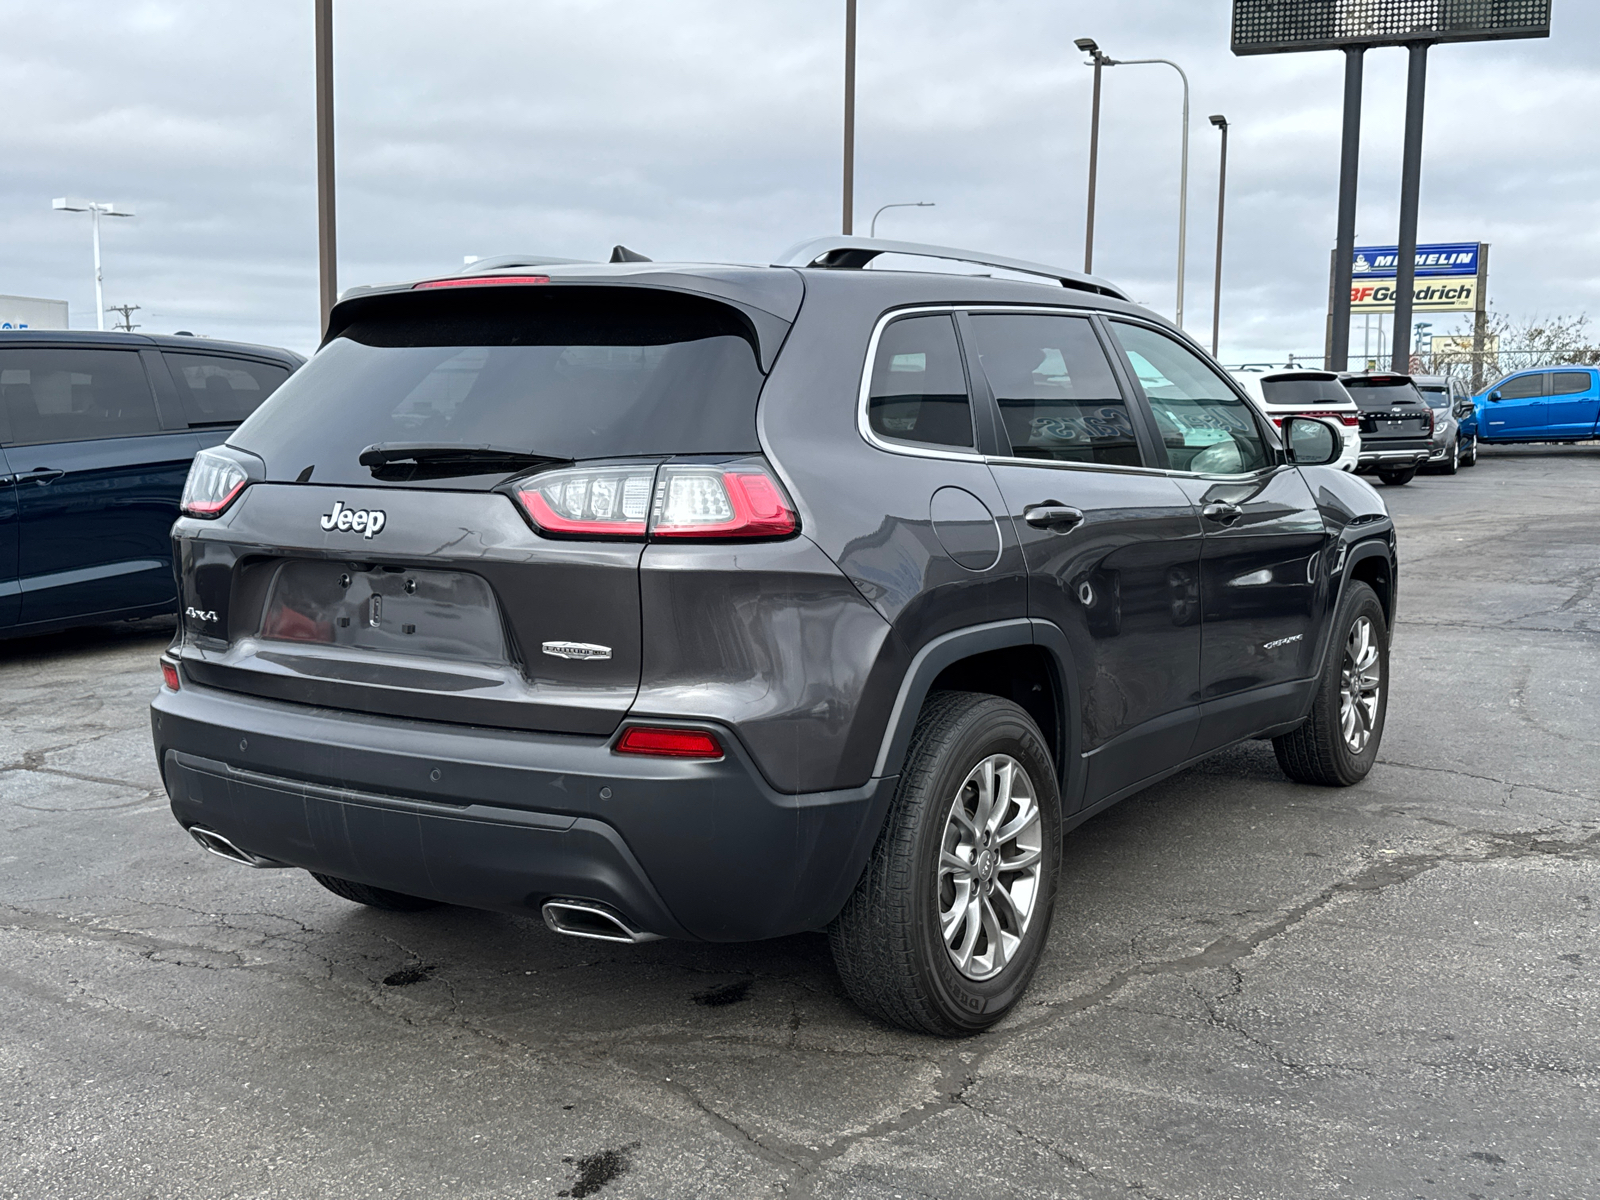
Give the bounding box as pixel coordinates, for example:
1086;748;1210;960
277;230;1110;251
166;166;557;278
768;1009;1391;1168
773;236;1129;300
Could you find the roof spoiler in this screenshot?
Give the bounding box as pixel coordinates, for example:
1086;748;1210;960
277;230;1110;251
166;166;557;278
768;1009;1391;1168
773;236;1129;300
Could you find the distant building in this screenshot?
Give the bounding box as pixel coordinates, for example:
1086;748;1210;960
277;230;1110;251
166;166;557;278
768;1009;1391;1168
0;294;70;330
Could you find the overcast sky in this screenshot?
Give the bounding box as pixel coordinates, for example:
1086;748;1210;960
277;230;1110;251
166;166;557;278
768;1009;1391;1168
1;0;1593;361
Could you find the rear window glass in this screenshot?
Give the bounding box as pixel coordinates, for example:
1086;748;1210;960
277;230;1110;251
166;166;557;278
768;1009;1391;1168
165;353;290;426
1259;377;1350;407
0;348;159;445
1417;387;1449;409
230;288;766;487
1344;380;1425;410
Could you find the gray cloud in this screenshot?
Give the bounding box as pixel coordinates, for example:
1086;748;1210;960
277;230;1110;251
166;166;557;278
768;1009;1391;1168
2;0;1593;360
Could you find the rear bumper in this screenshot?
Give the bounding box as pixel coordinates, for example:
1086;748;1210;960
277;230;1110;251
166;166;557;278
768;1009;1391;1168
1357;447;1429;469
151;681;896;942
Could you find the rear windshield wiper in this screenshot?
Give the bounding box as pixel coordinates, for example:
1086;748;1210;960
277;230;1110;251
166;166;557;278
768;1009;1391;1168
358;443;568;480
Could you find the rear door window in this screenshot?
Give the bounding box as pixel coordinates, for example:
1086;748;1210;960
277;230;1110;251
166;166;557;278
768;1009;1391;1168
1551;371;1594;396
164;353;290;426
866;314;974;450
0;348;159;444
965;313;1140;465
1109;322;1269;474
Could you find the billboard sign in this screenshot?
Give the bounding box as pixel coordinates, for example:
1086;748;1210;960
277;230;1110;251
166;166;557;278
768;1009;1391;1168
1350;277;1478;313
0;294;69;330
1352;241;1479;279
1233;0;1551;55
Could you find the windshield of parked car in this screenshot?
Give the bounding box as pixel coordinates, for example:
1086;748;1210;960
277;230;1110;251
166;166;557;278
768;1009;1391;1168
1343;380;1426;410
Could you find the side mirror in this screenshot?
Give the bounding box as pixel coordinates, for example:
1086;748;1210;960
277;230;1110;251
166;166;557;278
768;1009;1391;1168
1488;390;1502;402
1282;415;1340;467
1454;399;1474;419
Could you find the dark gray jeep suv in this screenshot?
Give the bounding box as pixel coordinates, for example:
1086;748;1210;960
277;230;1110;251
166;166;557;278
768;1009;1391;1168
151;237;1397;1035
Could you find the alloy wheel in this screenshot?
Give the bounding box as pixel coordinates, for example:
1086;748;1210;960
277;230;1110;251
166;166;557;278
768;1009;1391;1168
1339;615;1382;754
938;754;1044;981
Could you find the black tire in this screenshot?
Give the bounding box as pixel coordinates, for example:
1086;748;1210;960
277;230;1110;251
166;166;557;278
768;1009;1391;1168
1461;436;1478;466
1377;467;1416;486
1273;581;1388;787
1439;437;1459;475
310;872;440;912
829;691;1062;1036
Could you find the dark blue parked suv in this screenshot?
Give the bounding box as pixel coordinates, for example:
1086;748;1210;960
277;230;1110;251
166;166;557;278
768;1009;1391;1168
1;331;301;638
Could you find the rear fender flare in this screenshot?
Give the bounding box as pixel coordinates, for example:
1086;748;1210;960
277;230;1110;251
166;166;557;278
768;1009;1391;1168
869;618;1083;806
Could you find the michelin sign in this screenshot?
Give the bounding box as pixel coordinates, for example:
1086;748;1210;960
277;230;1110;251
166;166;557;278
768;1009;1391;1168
1349;242;1482;313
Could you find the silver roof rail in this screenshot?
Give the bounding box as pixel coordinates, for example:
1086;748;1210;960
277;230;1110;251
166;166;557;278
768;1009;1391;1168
773;236;1129;300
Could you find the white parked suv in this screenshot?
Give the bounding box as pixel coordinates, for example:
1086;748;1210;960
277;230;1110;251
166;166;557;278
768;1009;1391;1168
1229;368;1361;473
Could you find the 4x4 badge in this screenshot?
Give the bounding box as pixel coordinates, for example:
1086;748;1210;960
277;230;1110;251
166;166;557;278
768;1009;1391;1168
542;641;612;661
320;500;387;538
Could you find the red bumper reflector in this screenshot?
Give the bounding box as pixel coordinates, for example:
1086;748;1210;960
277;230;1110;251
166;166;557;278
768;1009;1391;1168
614;726;724;759
160;660;180;691
413;275;551;289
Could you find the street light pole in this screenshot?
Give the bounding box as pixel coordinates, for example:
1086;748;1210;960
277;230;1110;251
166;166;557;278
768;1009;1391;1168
315;0;338;334
870;201;934;238
52;198;134;331
1074;38;1109;274
1074;44;1191;325
1208;115;1229;358
842;0;856;235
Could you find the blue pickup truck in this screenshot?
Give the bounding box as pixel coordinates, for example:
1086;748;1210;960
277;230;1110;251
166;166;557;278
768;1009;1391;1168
1470;366;1600;446
1;330;302;638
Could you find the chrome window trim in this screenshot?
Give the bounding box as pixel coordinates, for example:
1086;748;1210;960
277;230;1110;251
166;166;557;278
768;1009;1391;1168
857;302;1112;464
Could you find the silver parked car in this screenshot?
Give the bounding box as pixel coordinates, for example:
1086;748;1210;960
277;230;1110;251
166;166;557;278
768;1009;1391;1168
1411;374;1477;472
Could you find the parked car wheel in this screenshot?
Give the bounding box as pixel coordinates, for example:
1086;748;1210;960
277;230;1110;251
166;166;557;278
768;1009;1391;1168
311;872;440;912
1438;438;1460;475
1377;467;1416;486
1461;436;1478;466
1273;581;1388;787
829;691;1061;1036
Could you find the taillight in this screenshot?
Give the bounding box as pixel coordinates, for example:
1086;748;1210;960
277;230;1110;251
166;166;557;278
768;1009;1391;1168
614;725;724;759
160;659;180;691
510;459;797;541
1271;410;1359;428
650;463;797;540
513;465;655;537
412;275;551;289
180;449;249;518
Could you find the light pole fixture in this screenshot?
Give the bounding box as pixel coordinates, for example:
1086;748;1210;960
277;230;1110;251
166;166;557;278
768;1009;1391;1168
52;198;134;332
1074;37;1110;275
1208;114;1229;358
842;0;857;235
315;0;337;333
870;201;934;238
1075;42;1192;327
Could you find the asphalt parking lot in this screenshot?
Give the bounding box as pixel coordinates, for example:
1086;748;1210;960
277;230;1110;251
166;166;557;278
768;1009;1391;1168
3;442;1597;1200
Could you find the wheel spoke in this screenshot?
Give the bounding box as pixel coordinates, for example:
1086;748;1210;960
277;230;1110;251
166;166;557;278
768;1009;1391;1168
997;843;1042;873
942;879;972;945
954;895;983;971
989;879;1026;929
941;848;973;876
995;799;1039;846
979;894;1008;971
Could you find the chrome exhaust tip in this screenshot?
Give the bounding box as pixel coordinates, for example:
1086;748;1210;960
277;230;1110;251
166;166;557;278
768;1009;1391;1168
541;898;662;944
188;826;289;869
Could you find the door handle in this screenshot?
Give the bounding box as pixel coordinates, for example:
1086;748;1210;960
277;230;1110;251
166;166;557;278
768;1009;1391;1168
24;468;65;485
1201;501;1243;525
1023;503;1085;531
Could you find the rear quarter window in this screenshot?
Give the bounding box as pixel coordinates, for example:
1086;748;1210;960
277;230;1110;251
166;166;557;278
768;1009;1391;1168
164;353;290;426
0;347;160;444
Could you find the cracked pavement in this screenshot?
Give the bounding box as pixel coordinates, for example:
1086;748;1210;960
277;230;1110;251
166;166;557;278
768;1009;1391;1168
3;443;1598;1199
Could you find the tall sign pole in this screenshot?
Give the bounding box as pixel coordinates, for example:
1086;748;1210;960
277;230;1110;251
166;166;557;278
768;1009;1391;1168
1231;0;1549;372
1389;42;1429;372
315;0;337;334
842;0;856;236
1329;47;1364;371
